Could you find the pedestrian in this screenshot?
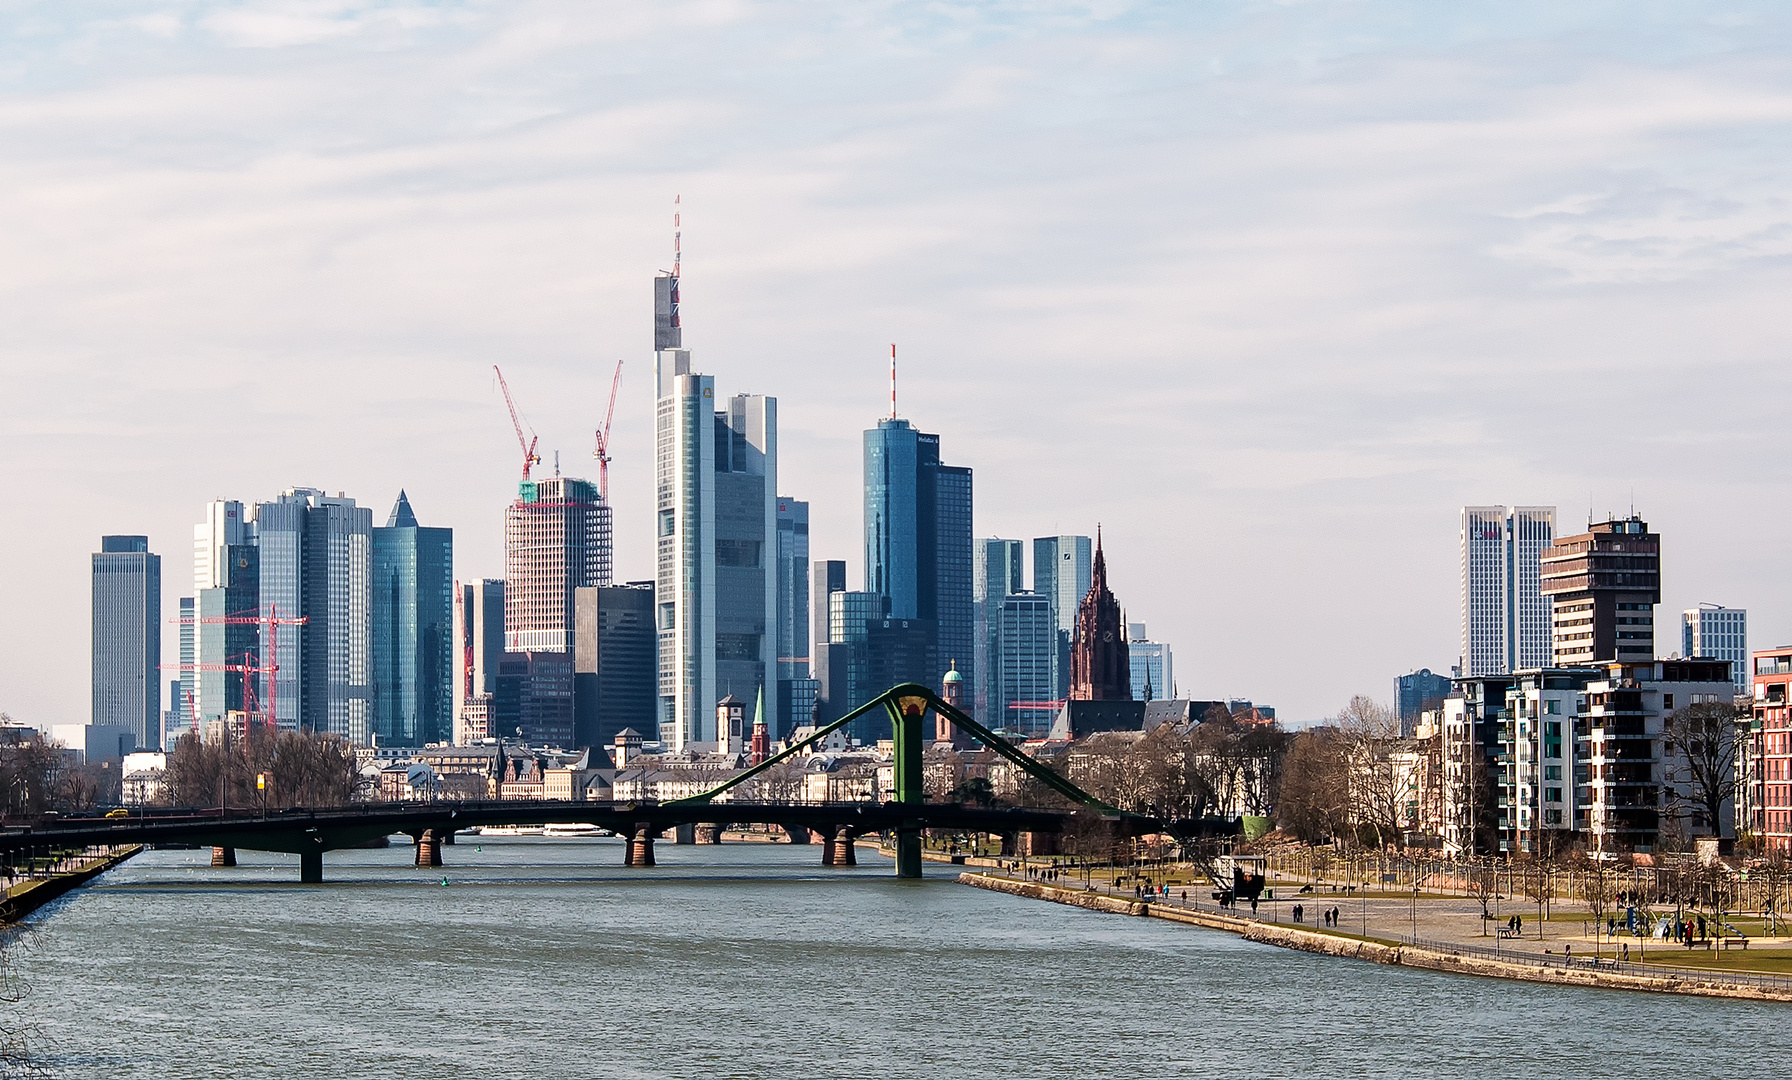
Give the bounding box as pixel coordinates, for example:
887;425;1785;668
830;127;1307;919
1250;896;1258;914
1180;889;1186;902
1294;904;1303;923
1608;916;1616;938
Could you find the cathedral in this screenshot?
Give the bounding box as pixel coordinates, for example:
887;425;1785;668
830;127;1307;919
1068;530;1131;700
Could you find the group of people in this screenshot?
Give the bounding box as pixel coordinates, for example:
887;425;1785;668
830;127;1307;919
1293;903;1342;928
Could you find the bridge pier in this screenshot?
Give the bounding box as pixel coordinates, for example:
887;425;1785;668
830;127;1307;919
999;833;1018;857
211;846;237;868
826;826;857;867
1019;831;1060;857
625;825;656;867
696;824;724;845
415;829;443;868
672;823;696;845
781;824;812;845
300;851;323;884
895;828;922;879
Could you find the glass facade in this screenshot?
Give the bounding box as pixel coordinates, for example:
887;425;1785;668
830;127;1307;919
1032;535;1091;699
92;536;160;750
372;492;454;747
974;539;1024;723
999;592;1057;736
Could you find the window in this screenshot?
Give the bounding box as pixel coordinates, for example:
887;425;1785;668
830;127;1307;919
1544;809;1563;825
659;509;675;537
716;539;760;567
1546;699;1561;714
658;603;676;630
1544;765;1562;781
1545;788;1562;803
1663;694;1674;710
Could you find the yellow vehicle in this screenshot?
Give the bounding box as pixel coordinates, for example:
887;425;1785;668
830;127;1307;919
105;809;131;818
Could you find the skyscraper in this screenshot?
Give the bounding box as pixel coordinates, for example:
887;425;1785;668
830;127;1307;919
1459;506;1555;677
1683;604;1748;695
92;535;160;751
574;582;656;752
1033;535;1092;698
299;493;374;743
974;539;1024;723
811;559;847;724
654;272;778;749
863;417;972;695
1126;622;1173;703
174;595;194;746
504;475;610;653
998;592;1056;736
775;498;819;735
454;579;505;744
372;491;454;747
192;499;248;728
1068;533;1129;701
1541;515;1660;667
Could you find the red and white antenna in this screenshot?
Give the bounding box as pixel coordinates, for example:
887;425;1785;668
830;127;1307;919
890;342;897;420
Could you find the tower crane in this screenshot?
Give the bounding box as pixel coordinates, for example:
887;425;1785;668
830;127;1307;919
169;607;308;735
592;358;623;500
493;365;541;481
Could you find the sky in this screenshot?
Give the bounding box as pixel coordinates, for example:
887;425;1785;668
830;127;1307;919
4;0;1792;728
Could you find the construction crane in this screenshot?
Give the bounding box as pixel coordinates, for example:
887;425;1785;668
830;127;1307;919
493;365;541;481
170;607;307;735
592;358;623;500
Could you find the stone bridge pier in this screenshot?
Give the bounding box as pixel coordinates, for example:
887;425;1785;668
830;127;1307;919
413;828;444;868
696;823;725;845
821;825;857;867
211;846;237;867
624;824;657;867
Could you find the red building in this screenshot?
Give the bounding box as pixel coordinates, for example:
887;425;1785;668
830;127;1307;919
1752;648;1792;851
1068;532;1130;701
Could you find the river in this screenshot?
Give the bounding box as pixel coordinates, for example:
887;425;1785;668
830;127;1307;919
9;839;1792;1078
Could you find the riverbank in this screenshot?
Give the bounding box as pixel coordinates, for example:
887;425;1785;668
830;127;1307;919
960;872;1792;1003
1;846;142;924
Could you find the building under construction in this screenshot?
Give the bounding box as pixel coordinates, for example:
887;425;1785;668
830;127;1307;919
503;476;612;654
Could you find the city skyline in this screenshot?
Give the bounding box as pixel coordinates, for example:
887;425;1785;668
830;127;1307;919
8;5;1792;726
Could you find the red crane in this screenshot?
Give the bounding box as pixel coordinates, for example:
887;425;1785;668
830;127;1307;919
592;358;623;500
494;365;541;481
170;607;308;734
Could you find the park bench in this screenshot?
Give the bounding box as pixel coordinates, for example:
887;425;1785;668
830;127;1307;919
1722;936;1749;951
1496;927;1519;940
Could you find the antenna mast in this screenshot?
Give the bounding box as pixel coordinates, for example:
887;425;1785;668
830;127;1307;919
890;342;897;420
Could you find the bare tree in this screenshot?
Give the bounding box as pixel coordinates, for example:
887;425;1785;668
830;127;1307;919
1277;727;1350;844
1466;865;1497;934
1663;701;1743;838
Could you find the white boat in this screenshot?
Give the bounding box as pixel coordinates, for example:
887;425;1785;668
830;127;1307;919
542;822;605;838
477;825;545;837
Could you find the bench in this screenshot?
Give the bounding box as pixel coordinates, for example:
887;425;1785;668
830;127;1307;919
1722;936;1749;951
1496;928;1519;940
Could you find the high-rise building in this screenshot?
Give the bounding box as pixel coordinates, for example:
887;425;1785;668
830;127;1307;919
371;492;454;747
494;651;574;747
454;579;505;744
775;498;819;736
863;417;972;697
574;582;656;752
1683;604;1748;695
504;475;611;653
974;539;1024;723
173;597;194;747
824;589;887;742
1395;668;1452;729
811;559;848;725
1068;533;1129;701
299;493;374;743
1033;535;1092;698
999;592;1056;736
1459;506;1555;677
1126;622;1173;703
92;535;160;752
1541;515;1659;667
196;543;258;733
654;274;778;750
192;500;248;728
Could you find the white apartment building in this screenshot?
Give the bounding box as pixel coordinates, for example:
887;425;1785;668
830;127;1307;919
1460;506;1555;677
1682;604;1749;695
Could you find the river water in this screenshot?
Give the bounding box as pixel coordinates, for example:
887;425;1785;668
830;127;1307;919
10;839;1792;1078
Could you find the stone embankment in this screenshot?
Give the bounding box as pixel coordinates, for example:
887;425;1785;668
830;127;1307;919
1;845;142;924
961;872;1792;1003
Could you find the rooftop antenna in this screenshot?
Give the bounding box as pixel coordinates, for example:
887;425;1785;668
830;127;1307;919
890;342;897;420
674;194;681;280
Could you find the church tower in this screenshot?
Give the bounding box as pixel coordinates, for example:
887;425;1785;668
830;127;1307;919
1068;530;1130;701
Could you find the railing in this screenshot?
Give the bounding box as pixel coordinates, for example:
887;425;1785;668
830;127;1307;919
1394;932;1792;993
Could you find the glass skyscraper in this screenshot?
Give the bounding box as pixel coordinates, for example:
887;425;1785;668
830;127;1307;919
372;491;454;747
1460;505;1555;676
92;536;160;751
999;592;1056;736
863;417;973;696
776;498;820;735
974;539;1024;722
1032;535;1092;699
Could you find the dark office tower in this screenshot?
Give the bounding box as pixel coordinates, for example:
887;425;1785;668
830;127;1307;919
505;476;611;654
1395;668;1452;733
300;494;374;742
495;651;575;747
175;597;194;743
974;539;1024;723
197;543;259;731
775;499;819;736
1032;535;1092;700
1068;533;1130;701
92;536;160;751
811;560;847;724
863;417;972;694
574;582;656;752
454;579;505;743
1541;515;1661;666
372;492;454;747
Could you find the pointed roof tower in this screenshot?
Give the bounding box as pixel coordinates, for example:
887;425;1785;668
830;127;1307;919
386;490;419;529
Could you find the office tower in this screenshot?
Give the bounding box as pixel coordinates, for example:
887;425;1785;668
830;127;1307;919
250;491;306;730
494;651;574;747
999;592;1056;736
1033;535;1092;698
574;582;656;752
92;536;160;751
1684;604;1749;695
192;500;247;728
775;498;820;735
1395;668;1452;731
1126;622;1173;703
1068;534;1129;701
825;590;886;742
974;539;1024;722
299;493;374;743
454;579;505;744
196;544;258;733
371;492;454;747
863;417;972;695
1541;515;1660;667
1459;506;1556;677
811;559;848;724
175;597;194;745
504;475;611;653
654;283;778;750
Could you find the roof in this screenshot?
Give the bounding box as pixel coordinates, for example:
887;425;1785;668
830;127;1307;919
386;490;418;529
